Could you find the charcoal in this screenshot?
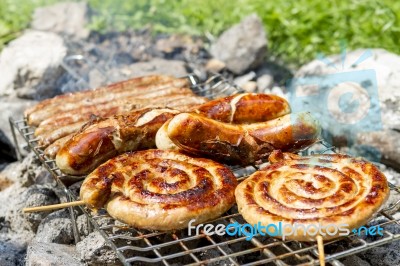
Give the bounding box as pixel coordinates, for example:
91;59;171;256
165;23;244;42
76;215;90;237
0;241;26;266
26;241;81;266
35;209;74;244
24;186;60;232
341;255;371;266
76;231;121;266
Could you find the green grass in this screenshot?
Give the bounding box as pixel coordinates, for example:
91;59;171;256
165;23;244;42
1;0;399;66
0;0;59;50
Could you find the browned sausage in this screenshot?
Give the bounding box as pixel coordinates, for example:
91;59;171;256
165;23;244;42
166;112;321;165
56;108;179;175
44;134;75;159
27;81;192;126
193;93;290;123
156;93;292;151
37;92;206;129
24;75;183;119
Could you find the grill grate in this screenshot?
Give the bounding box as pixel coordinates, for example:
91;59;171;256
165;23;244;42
9;73;400;266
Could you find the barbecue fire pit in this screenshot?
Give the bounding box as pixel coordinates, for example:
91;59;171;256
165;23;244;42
8;63;400;265
1;2;400;266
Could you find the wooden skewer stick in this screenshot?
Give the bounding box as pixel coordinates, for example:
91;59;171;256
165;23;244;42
23;200;85;213
316;235;325;266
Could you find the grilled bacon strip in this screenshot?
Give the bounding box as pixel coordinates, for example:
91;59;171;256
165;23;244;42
56;108;180;175
235;150;389;241
80;150;237;230
166;112;321;165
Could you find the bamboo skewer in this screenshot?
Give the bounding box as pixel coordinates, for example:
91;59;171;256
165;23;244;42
23;200;85;213
316;235;325;266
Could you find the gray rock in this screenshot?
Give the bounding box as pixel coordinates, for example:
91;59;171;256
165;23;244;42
205;59;226;73
0;169;36;264
270;86;288;100
342;255;371;266
35;209;74;244
26;241;81;266
107;58;188;81
379;164;400;189
0;30;66;99
76;231;120;266
359;245;400;266
353;130;400;171
1;161;36;235
210;14;267;74
257;74;274;91
294;49;400;168
241;81;258;93
0;240;26;266
24;187;60;232
0;99;36;152
0;152;68;265
233;71;256;87
76;215;89;236
1;152;55;188
88;68;107;89
31;2;90;39
68;181;83;198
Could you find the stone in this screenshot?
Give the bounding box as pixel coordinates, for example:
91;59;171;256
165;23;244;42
0;151;68;265
108;58;188;81
1;152;55;188
76;231;120;266
26;241;81;266
341;255;371;266
294;49;400;168
270;86;287;100
210;14;267;74
359;242;400;266
353;130;400;171
379;164;400;189
0;165;36;265
241;81;258;93
88;68;107;89
35;209;74;244
233;71;256;87
0;241;26;266
205;59;226;73
76;215;89;236
68;181;83;198
257;74;274;91
31;2;90;39
0;99;36;153
0;30;67;99
24;187;60;232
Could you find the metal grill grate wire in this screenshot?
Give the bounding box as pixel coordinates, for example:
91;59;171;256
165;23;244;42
9;72;400;266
